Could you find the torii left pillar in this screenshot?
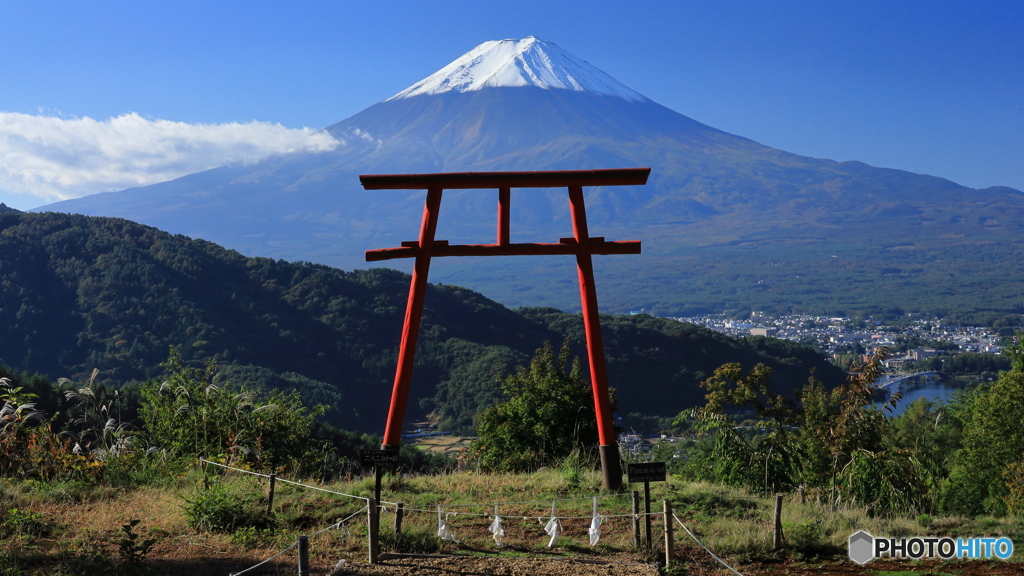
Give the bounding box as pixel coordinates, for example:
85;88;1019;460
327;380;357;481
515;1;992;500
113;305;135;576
360;168;650;490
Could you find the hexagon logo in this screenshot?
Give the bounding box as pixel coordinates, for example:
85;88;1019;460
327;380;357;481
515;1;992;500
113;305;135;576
849;530;875;565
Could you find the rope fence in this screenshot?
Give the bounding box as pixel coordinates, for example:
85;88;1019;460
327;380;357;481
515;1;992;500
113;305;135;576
223;506;751;576
386;492;629;508
384;503;655;521
227;506;368;576
228;540;298;576
310;505;368;538
200;458;370;502
273;476;369;501
199;458;774;574
673;512;746;576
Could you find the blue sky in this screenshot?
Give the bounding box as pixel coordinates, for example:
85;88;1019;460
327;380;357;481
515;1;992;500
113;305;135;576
1;0;1021;210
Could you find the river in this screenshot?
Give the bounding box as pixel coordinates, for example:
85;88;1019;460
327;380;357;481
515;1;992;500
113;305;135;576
876;374;978;416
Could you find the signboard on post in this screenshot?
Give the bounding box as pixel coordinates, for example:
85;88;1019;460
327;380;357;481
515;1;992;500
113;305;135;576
627;462;667;483
361;449;400;519
360;449;400;467
627;462;666;548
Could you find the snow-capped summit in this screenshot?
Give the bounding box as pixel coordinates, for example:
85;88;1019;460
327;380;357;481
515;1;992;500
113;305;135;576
387;36;648;102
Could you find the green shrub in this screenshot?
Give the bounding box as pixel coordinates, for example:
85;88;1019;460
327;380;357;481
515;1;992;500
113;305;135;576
230;525;279;549
782;521;822;554
118;519;157;565
102;452;178;489
183;484;274;533
1;508;50;538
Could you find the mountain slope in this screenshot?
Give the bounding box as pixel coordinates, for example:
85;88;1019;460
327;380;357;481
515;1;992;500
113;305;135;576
0;211;844;431
41;37;1024;317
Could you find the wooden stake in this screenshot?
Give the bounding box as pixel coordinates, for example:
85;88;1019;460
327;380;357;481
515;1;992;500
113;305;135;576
297;535;309;576
632;490;641;548
394;502;404;534
663;500;674;567
267;474;276;516
368;498;380;564
644;481;652;548
773;494;784;550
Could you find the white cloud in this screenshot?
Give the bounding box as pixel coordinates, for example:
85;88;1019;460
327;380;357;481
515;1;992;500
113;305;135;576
0;112;341;206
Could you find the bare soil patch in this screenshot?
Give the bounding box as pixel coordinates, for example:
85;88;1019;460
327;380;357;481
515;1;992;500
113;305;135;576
333;554;659;576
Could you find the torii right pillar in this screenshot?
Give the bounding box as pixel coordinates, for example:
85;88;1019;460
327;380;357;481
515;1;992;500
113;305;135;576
361;168;650;490
567;182;623;490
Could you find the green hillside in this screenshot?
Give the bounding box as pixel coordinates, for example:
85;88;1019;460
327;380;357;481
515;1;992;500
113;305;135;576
0;212;845;432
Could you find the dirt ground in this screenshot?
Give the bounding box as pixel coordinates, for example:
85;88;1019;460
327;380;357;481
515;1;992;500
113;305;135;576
333;554;660;576
12;535;1023;576
742;557;1024;576
180;550;1024;576
326;554;1024;576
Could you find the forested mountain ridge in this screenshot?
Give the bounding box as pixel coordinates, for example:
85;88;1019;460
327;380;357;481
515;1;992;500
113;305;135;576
0;212;845;431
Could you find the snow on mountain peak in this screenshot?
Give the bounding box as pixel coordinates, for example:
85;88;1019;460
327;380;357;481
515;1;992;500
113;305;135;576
387;36;648;102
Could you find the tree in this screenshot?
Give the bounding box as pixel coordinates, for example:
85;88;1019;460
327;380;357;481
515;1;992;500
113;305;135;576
941;337;1024;515
472;340;606;472
679;349;928;513
886;398;964;501
139;347;324;469
678;362;802;493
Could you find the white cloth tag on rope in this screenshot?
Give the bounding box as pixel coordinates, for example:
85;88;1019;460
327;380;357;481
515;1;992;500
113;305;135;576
489;515;505;547
544;500;560;548
588;514;604;545
588;496;603;545
544;516;562;548
437;506;459;543
490;504;505;547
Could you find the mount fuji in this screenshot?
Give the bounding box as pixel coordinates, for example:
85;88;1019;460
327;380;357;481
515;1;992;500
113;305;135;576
43;37;1024;316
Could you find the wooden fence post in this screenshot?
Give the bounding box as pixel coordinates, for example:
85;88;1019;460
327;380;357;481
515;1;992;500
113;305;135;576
632;490;641;548
773;494;784;550
394;502;404;534
297;535;309;576
267;474;276;516
644;481;652;548
663;500;674;567
368;498;380;564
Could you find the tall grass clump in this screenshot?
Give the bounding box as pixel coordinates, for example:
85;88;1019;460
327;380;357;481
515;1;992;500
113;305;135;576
557;447;600;491
183;482;274;533
380;527;443;554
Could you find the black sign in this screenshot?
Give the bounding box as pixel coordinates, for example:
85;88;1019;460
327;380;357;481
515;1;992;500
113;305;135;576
360;449;399;467
627;462;667;483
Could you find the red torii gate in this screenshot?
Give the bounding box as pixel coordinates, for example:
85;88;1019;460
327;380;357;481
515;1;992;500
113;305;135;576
361;168;650;489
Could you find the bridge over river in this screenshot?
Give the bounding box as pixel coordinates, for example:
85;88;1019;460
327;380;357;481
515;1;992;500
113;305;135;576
876;371;940;388
874;371;961;416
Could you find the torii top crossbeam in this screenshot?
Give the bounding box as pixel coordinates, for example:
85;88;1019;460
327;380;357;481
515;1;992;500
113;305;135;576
360;167;650;490
360;168;650;189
